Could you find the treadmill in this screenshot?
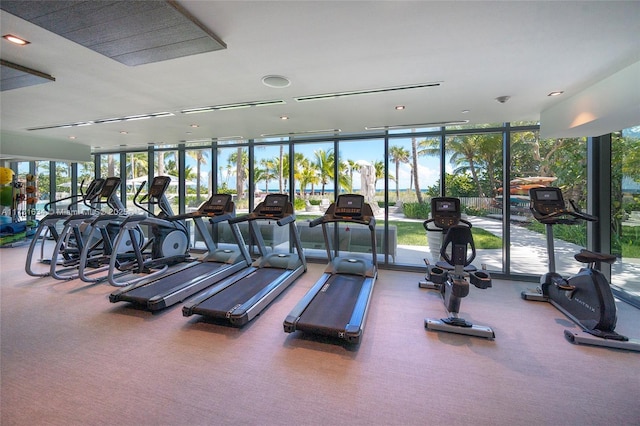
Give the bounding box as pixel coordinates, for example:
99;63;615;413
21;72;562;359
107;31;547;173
182;193;306;327
284;194;377;344
109;194;251;311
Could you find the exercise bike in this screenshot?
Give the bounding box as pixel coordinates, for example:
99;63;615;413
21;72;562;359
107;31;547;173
419;197;495;339
522;186;640;351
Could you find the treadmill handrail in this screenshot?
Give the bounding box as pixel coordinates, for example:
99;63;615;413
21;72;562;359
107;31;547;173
312;214;376;229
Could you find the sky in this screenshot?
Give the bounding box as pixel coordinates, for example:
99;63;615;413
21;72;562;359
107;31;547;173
207;137;447;192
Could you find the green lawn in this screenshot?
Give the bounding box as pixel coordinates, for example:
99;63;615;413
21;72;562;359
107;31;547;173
390;220;502;249
296;214;502;249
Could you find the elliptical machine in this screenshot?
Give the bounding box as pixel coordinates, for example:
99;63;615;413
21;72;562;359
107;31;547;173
107;176;190;287
75;177;145;283
25;178;105;277
522;187;639;351
419;197;494;339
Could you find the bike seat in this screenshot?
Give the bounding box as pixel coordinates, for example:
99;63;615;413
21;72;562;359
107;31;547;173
574;249;616;265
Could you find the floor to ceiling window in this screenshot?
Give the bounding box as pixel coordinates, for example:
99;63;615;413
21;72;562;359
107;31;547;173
10;121;623;289
443;129;504;272
611;126;640;303
387;132;442;267
509;130;588;278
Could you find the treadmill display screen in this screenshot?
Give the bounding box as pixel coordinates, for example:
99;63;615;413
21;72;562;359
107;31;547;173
335;195;364;216
259;194;288;215
202;194;231;214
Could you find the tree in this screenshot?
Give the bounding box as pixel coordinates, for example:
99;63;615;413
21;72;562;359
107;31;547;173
410;135;424;203
314;148;334;195
228;148;248;198
446;134;486;197
344;159;360;192
187;149;209;200
389;145;410;198
258;158;277;193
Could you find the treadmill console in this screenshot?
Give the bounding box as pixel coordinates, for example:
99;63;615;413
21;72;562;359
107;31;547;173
334;194;364;218
257;194;289;217
200;194;232;216
148;176;172;198
430;197;461;229
529;187;564;216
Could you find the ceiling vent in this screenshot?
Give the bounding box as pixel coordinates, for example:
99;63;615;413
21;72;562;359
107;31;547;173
181;100;286;114
294;82;442;102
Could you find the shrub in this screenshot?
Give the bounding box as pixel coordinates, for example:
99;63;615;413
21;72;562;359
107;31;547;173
294;198;306;211
402;202;431;219
378;201;396;208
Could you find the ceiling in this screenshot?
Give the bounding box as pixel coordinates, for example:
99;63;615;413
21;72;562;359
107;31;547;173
1;1;639;160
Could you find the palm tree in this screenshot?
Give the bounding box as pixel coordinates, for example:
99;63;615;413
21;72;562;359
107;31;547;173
228;148;248;198
187;149;209;201
314;148;334;195
297;157;318;197
410;134;424;203
344;159;360;192
373;160;385;190
279;144;284;192
447;134;487;197
389;145;410;198
259;158;277;193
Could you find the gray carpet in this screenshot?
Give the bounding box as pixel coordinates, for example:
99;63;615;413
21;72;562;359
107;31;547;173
1;245;639;426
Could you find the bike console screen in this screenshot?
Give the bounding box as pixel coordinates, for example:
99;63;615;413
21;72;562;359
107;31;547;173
334;194;364;218
530;187;564;216
431;197;461;229
201;194;232;215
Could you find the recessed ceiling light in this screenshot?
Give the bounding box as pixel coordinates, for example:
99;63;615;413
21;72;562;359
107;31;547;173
190;124;199;128
461;109;470;114
395;105;405;110
262;75;291;88
3;34;30;45
280;115;289;120
548;91;564;97
69;136;76;140
120;131;128;135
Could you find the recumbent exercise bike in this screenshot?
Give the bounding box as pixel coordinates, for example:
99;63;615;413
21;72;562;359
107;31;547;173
522;187;639;351
419;197;495;339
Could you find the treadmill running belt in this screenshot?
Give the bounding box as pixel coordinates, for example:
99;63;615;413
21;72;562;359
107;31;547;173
297;274;364;331
192;268;285;317
123;261;224;301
